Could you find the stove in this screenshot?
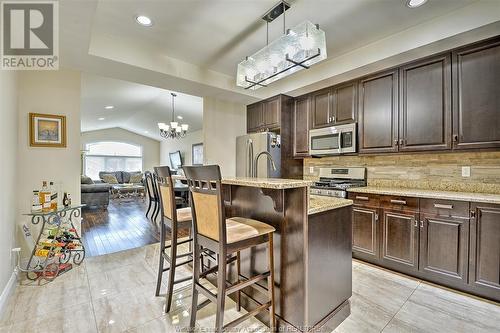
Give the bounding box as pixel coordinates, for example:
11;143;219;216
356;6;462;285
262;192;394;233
310;167;366;198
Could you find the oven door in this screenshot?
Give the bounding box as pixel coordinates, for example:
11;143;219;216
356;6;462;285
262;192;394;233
309;127;341;155
339;124;357;154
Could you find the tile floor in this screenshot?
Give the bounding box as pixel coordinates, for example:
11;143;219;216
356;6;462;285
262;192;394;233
1;243;499;333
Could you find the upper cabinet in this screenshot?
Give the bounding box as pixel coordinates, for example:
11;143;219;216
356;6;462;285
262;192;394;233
399;54;452;151
247;102;263;133
293;95;310;157
246;96;281;133
334;81;357;124
263;96;281;130
358;69;399;154
452;39;500;150
310;88;333;129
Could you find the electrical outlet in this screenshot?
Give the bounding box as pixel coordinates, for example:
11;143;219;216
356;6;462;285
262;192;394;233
462;166;471;178
309;167;314;174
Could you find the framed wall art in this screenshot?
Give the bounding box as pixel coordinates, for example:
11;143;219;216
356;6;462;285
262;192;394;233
192;143;203;165
29;113;67;148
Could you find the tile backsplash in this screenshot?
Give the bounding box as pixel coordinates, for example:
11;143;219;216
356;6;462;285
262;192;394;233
304;151;500;194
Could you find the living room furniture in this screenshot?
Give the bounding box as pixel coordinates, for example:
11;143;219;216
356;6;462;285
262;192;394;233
81;176;110;209
111;184;145;203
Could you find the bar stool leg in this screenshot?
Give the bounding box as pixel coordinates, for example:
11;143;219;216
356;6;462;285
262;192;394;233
236;251;241;312
153;201;160;225
165;229;178;313
146;198;152;218
189;243;201;329
268;234;276;331
215;253;228;332
155;220;165;296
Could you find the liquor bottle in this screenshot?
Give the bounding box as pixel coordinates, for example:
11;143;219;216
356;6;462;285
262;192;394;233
31;191;42;212
67;193;72;206
40;181;51;213
49;181;58;211
63;192;70;207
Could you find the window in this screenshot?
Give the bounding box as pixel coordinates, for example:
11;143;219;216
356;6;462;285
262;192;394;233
84;142;143;180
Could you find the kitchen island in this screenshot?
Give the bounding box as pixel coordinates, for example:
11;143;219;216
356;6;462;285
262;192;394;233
220;177;353;332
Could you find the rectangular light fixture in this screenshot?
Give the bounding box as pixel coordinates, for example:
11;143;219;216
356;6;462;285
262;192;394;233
236;21;327;90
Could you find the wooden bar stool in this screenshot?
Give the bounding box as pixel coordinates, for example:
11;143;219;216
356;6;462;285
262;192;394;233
154;166;194;312
144;171;160;224
183;165;276;332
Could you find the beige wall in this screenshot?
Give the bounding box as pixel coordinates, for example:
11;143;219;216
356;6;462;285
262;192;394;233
160;129;203;168
17;70;82;254
304;151;500;194
81;127;160;173
0;71;18;303
203;97;246;177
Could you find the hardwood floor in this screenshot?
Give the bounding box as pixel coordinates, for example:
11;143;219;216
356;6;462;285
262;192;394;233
81;198;160;257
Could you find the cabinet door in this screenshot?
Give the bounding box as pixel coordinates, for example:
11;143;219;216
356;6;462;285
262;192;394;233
453;39;500;149
311;88;333;129
352;206;379;261
247;102;263;133
358;70;399;153
334;81;357;124
381;210;419;272
293;96;310;157
419;214;469;284
263;96;280;130
400;54;451;151
469;203;500;300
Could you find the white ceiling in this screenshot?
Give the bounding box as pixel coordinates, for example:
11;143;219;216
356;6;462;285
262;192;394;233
60;0;499;105
81;73;203;141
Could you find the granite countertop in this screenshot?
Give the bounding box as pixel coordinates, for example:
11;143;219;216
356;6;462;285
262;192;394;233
347;187;500;205
171;175;312;190
308;195;353;215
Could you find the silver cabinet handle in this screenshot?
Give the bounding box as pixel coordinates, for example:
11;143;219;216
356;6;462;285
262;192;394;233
356;196;369;201
414;220;418;227
332;116;335;123
375;213;379;222
420;220;424;228
433;203;453;209
390;199;407;205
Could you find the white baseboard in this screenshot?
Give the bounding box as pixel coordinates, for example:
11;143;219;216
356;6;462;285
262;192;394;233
0;271;17;318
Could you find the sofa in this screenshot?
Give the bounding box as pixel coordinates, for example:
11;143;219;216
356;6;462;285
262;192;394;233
98;171;143;185
81;175;110;209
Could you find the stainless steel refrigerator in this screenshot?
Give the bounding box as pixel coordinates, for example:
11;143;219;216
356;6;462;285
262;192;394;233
236;132;281;178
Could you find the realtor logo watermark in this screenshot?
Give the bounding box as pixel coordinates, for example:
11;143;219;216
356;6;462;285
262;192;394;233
1;1;59;70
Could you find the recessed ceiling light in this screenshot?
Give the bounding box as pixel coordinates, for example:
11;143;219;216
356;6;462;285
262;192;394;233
98;117;105;121
177;115;183;120
144;130;149;134
405;0;428;8
135;15;153;27
104;105;114;110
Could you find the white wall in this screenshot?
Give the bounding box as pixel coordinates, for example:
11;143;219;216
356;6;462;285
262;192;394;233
81;127;160;173
203;97;246;177
0;71;18;305
17;70;81;252
160;129;203;168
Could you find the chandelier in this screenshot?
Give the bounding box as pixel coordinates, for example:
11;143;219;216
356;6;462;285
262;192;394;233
236;2;327;90
158;93;189;139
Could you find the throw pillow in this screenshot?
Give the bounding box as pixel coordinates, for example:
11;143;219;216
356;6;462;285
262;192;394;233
129;173;143;184
101;174;119;184
81;175;94;184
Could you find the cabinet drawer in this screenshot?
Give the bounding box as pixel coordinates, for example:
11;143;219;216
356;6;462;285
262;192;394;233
380;195;418;211
420;199;469;218
348;192;380;207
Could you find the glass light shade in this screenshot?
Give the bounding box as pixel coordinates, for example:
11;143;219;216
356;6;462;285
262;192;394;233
237;21;327;90
176;127;182;133
181;124;189;131
170;121;178;128
158;122;167;130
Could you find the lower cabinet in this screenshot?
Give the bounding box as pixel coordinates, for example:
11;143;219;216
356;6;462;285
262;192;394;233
352;206;379;261
380;209;419;273
469;203;500;300
419;214;469;284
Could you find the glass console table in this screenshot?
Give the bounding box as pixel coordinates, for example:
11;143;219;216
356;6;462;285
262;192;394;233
23;205;86;281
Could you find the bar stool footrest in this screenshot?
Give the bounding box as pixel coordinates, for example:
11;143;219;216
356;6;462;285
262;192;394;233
227;272;270;296
222;301;271;331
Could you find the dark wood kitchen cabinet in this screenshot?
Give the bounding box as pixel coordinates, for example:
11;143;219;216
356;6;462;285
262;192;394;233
358;69;399;154
399;54;452;151
293;95;310;157
310;88;333;129
334;81;357;124
469;203;500;300
452;39;500;150
352;206;380;261
262;96;280;130
247;102;263;133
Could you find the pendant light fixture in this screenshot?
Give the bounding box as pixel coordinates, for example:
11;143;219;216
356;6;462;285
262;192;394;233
158;93;189;139
236;1;327;90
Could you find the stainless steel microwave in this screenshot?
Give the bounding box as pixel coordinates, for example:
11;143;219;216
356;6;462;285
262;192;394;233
309;123;357;156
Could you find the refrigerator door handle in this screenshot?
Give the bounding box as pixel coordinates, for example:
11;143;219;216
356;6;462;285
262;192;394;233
247;139;254;177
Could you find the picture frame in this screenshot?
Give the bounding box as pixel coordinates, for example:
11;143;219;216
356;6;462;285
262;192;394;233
29;113;67;148
192;143;203;166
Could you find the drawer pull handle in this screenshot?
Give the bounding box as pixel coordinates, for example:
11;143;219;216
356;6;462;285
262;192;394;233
356;196;369;201
433;203;453;209
390;199;407;205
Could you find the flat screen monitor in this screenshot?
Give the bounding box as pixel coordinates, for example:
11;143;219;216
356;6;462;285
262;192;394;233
169;150;183;170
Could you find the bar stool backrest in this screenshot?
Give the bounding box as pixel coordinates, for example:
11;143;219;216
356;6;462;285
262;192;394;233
154;166;177;223
144;171;158;202
183;165;226;244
